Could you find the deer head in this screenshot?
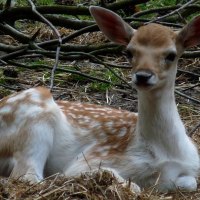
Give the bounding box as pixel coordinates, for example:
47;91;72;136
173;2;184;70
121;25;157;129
90;6;200;92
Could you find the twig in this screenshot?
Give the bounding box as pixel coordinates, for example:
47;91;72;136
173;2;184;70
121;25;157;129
0;22;30;43
0;43;27;52
106;0;149;11
4;0;13;9
182;50;200;58
62;24;97;44
129;18;183;28
34;184;67;200
12;49;131;88
178;69;200;77
0;83;20;91
90;46;123;56
175;90;200;104
27;0;62;90
0;48;28;60
180;4;200;19
38;24;97;48
60;43;118;53
64;52;132;89
6;61;121;86
103;62;131;69
82;152;92;171
183;83;200;91
189;121;200;136
132;5;180;18
0;59;7;65
146;0;198;24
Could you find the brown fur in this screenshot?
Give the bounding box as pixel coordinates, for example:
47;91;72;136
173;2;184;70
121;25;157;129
57;101;137;158
132;23;176;47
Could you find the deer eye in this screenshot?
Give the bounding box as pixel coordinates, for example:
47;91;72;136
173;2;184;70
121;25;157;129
165;52;176;62
123;50;133;60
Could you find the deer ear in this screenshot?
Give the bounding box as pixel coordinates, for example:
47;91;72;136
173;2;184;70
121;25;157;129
177;15;200;48
89;6;135;46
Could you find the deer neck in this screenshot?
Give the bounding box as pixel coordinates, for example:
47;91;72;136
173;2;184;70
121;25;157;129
136;84;185;143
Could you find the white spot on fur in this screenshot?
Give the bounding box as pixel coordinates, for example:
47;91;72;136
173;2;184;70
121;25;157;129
15;104;43;122
118;127;127;137
0;106;12;114
105;122;113;128
6;92;26;103
90;121;101;128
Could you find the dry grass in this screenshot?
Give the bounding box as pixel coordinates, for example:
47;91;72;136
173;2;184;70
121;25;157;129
0;171;137;200
1;171;200;199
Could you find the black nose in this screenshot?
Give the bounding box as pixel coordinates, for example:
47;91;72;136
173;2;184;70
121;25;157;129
134;71;153;86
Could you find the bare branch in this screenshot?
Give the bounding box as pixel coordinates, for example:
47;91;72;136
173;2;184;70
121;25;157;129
7;60;124;87
132;5;179;18
27;0;62;90
189;122;200;137
146;0;199;24
4;0;15;9
0;23;30;43
175;90;200;104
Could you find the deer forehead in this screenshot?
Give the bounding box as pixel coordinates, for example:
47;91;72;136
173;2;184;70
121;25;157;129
131;23;177;48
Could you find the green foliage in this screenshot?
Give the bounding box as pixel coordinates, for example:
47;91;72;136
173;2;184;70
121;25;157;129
140;0;177;10
15;0;28;6
36;64;121;92
16;0;54;6
0;69;18;94
36;0;54;5
30;59;54;65
0;88;12;97
0;70;6;85
89;82;111;92
88;68;121;92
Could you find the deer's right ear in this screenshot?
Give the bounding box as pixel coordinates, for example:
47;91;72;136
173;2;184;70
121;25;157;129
89;6;135;46
177;15;200;49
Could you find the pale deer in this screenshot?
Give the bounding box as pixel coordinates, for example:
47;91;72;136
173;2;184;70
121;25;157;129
0;6;200;193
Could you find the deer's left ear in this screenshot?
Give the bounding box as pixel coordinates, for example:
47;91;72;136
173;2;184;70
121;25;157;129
89;6;135;46
177;15;200;48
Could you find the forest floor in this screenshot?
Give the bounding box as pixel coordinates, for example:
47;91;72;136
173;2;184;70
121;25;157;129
0;28;200;199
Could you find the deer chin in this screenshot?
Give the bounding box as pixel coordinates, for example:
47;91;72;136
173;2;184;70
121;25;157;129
133;79;169;93
133;82;154;91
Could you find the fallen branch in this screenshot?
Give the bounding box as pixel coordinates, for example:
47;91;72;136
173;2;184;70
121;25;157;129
178;69;200;78
133;5;180;18
183;83;200;92
0;23;30;43
146;0;199;24
189;122;200;137
7;60;128;89
175;90;200;104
